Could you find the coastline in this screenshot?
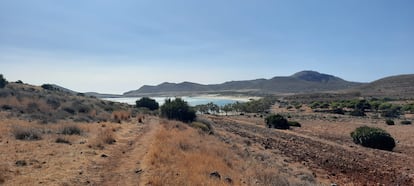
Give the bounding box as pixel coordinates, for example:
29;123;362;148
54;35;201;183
194;94;261;102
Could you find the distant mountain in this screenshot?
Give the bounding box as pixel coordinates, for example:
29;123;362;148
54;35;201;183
43;84;122;98
356;74;414;98
124;71;363;96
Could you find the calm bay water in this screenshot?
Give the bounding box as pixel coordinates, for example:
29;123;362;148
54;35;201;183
102;96;247;106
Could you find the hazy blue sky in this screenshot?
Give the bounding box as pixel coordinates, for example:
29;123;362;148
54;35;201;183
1;0;413;94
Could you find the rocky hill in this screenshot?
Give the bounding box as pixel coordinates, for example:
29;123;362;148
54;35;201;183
124;71;363;96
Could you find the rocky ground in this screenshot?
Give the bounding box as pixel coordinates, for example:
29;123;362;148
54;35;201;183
206;114;414;185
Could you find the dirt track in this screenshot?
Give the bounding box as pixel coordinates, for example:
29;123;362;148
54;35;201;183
208;115;414;185
72;118;159;186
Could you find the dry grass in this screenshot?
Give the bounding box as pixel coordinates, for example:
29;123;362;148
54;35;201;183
89;127;117;149
143;120;242;186
0;113;128;185
11;125;42;140
112;110;131;122
141;119;299;186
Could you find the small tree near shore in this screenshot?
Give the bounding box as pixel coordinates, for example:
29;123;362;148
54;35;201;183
161;98;196;123
0;74;7;88
136;97;159;111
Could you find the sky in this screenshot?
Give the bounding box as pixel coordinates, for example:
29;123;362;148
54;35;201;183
1;0;413;94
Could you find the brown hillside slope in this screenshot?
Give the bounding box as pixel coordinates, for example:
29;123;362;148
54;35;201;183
357;74;414;98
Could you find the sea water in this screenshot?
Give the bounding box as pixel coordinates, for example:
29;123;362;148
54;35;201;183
102;96;247;106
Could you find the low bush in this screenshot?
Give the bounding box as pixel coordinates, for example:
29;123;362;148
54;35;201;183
55;137;71;144
61;125;82;135
381;107;402;118
288;121;301;127
350;126;395;151
1;105;12;110
400;120;412;125
63;107;76;115
46;98;61;109
12;126;42;141
92;128;116;149
265;114;289;129
385;119;395;125
195;117;213;129
191;122;210;132
331;108;345;115
349;109;366;117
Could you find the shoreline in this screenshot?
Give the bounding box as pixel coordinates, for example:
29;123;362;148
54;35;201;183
194;94;261;102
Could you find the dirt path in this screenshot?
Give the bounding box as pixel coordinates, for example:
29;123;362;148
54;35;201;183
208;115;414;185
77;117;160;186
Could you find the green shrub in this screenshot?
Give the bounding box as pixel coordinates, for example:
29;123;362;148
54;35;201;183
160;98;196;123
385;119;395;125
0;74;7;88
136;97;159;111
12;127;42;141
55;137;71;144
331;108;345;115
350;126;395;151
381;106;402;118
350;109;366;117
400;120;412;125
61;125;82;135
288;121;301;127
265;114;289;129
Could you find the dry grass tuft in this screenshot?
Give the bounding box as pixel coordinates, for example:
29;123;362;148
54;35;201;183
250;168;289;186
55;137;71;144
60;125;82;135
11;126;42;140
90;128;117;149
112;110;131;122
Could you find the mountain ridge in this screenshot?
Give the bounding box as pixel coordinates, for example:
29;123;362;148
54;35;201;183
124;71;363;96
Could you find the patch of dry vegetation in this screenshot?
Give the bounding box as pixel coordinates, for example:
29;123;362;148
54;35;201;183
89;127;117;149
0;113;127;185
143;120;242;185
142;119;295;186
111;110;131;123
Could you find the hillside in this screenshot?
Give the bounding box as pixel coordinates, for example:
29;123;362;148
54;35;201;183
356;74;414;98
124;71;363;96
0;82;129;123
